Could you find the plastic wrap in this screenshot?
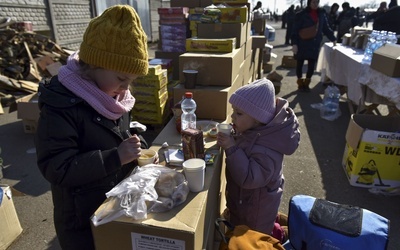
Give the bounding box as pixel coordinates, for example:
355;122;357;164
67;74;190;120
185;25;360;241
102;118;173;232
92;165;189;226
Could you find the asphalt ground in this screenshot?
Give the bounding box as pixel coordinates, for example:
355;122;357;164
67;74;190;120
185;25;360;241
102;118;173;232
0;21;399;250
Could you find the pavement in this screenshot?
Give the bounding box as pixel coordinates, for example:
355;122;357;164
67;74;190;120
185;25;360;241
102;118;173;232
1;22;399;250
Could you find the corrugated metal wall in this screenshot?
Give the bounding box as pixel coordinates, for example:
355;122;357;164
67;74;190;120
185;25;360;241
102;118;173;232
0;0;166;51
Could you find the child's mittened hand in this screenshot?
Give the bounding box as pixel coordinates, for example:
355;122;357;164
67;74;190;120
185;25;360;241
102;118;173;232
118;134;142;165
216;133;235;150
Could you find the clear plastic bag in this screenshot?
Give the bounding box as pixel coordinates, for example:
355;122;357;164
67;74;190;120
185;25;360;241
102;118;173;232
91;165;189;226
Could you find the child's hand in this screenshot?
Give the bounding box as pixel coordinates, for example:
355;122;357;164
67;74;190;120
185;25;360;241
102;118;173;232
153;152;160;164
118;134;142;165
216;132;235;150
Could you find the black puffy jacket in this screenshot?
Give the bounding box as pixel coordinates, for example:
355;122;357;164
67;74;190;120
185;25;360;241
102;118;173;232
34;76;147;250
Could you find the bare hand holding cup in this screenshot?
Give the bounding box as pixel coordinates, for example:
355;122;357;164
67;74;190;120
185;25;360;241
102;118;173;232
118;134;142;165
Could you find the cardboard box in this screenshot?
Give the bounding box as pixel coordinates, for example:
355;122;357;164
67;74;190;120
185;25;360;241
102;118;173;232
251;19;266;35
252;35;267;50
281;55;297;68
0;185;23;250
15;93;40;134
370;43;400;77
342;114;400;188
197;22;250;48
91;145;222;250
186;37;236;53
179;46;244;87
174;71;243;120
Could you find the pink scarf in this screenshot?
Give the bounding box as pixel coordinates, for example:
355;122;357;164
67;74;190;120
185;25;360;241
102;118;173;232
58;52;135;120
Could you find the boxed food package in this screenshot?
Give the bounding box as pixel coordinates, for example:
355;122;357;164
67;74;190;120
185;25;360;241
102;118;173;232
342;114;400;188
281;55;297;68
197;22;250;48
179;46;244;86
181;128;205;160
370;43;400;77
0;185;23;250
219;6;248;23
185;37;236;53
15;93;40;134
158;7;190;15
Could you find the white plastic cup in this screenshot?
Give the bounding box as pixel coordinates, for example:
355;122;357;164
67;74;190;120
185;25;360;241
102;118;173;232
138;149;157;166
217;123;232;135
182;158;205;192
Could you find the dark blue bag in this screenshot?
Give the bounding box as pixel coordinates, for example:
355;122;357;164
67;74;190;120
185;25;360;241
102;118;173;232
287;195;390;250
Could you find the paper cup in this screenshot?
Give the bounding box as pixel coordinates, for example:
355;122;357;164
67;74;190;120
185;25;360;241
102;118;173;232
217;123;232;135
182;158;205;192
138;149;157;166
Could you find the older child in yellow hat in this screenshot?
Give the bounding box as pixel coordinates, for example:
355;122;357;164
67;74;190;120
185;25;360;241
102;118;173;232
34;5;151;249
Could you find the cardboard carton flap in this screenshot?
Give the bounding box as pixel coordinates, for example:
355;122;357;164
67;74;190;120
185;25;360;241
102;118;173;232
373;43;400;58
346;114;400;149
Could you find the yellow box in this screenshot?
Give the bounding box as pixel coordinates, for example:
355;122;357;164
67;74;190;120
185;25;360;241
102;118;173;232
342;114;400;188
134;69;168;88
147;65;162;75
186;38;236;53
134;92;169;113
132;104;170;125
219;6;248;23
131;84;168;99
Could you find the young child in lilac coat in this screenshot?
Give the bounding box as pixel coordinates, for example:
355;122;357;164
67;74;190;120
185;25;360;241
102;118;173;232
217;78;300;242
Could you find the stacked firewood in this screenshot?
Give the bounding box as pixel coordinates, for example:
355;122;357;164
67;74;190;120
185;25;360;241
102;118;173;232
0;22;73;113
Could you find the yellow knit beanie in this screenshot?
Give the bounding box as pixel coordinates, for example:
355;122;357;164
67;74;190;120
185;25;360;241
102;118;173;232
79;5;148;76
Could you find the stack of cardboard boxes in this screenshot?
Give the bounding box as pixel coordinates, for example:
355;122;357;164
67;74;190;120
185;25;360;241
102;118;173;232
131;65;171;125
170;0;265;123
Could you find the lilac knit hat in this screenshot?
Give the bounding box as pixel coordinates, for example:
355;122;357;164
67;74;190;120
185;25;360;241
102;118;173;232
229;78;276;124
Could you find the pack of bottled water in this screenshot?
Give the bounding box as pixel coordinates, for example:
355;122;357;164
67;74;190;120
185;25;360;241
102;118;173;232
362;30;398;65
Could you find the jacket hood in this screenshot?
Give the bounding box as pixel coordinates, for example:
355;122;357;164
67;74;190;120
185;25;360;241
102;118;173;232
239;97;300;155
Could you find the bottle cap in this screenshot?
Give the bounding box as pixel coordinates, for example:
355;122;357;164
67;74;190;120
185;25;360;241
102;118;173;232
185;92;193;98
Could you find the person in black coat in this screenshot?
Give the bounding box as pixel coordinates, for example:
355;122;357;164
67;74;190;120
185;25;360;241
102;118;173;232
373;0;400;36
285;5;296;45
34;5;154;249
291;0;336;92
327;3;339;31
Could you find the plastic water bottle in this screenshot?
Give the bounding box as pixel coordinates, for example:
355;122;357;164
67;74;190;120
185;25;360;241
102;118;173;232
386;31;398;44
374;30;386;51
362;30;378;64
181;92;197;131
321;86;341;121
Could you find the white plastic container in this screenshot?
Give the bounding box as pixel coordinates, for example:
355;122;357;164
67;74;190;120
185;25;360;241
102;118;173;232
182;158;205;192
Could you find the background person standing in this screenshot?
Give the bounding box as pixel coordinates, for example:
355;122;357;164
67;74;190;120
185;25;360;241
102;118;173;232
291;0;336;92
